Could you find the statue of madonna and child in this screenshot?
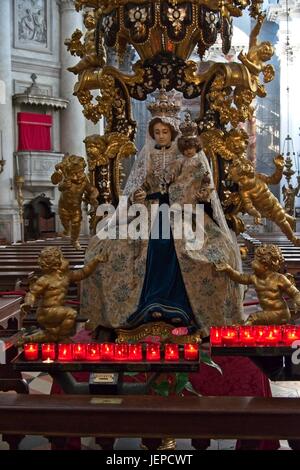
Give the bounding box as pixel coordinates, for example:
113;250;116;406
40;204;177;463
81;90;243;339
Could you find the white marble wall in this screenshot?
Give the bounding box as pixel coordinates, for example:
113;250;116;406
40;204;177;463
0;0;94;241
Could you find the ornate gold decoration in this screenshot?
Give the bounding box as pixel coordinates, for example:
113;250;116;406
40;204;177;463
282;156;300;217
66;11;106;76
64;29;85;58
228;155;300;246
68;0;272;223
158;438;177;450
51;155;99;249
19;247;107;344
74;0;262;61
76;72;116;125
84;132;136;223
216;244;300;325
238;13;275;98
207;74;255;127
115;321;202;344
282;177;300;217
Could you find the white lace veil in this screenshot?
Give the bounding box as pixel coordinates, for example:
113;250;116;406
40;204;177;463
123;115;181;197
198;150;232;243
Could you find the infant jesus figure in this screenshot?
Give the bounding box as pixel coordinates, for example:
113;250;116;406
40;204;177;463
163;112;213;207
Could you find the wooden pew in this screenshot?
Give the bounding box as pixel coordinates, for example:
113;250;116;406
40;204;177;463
241;233;300;276
0;394;300;440
0;297;22;330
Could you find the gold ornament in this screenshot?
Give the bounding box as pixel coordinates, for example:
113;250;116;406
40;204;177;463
67;11;106;76
51;155;99;250
84;132;136;220
228;155;300;246
282;178;300;217
19;247;108;344
115;321;202;345
238;13;275;98
215;244;300;325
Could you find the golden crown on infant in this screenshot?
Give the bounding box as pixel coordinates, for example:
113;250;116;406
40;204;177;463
147;88;181;119
179;112;198;139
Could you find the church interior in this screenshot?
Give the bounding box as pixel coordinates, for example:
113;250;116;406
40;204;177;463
2;0;300;453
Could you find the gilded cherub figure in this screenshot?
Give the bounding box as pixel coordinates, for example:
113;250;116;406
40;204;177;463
282;177;300;216
238;13;275;97
228;155;300;245
67;11;106;76
216;244;300;325
51;155;98;250
20;247;107;344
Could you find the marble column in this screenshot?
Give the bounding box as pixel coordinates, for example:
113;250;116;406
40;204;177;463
60;0;86;156
0;0;20;242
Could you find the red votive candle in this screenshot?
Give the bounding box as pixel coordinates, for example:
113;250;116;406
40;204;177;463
114;344;128;361
128;344;143;361
165;344;179;361
222;327;239;346
210;327;222;346
255;326;269;345
282;326;300;345
100;343;114;361
24;343;39;361
184;343;199;361
264;326;282;346
73;343;86;361
58;344;73;361
86;344;100;361
239;326;256;346
146;343;161;361
41;343;56;361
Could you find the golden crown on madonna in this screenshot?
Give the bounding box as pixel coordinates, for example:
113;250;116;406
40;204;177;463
147;89;181;119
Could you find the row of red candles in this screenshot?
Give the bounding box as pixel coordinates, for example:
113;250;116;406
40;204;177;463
23;342;199;362
210;325;300;346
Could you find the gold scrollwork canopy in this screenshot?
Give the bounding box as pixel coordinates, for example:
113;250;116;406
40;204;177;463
66;0;282;238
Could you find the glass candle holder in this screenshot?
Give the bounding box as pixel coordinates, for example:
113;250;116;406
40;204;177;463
86;344;100;361
210;327;222;346
128;344;143;361
114;344;129;361
73;343;86;361
100;343;114;361
146;343;161;361
264;326;282;346
254;326;269;345
164;344;179;361
58;344;73;361
239;326;256;346
184;343;199;361
24;343;39;361
221;327;239;346
282;326;300;345
41;343;56;361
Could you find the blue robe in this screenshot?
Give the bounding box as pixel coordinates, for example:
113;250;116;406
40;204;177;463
128;192;194;327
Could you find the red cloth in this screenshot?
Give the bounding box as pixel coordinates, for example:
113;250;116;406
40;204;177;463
17;112;52;151
189;355;279;450
51;330;279;450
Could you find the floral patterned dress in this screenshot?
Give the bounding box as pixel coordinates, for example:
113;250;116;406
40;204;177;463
81;147;242;336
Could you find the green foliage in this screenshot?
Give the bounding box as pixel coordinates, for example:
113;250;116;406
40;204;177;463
150;348;223;397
